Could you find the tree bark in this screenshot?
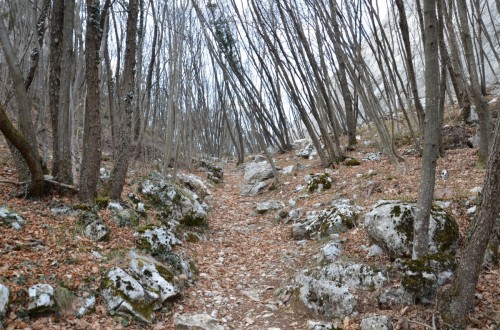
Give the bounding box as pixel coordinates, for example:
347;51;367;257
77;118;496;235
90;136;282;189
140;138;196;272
79;0;104;203
438;103;500;329
0;103;45;196
108;0;139;200
456;0;491;164
413;0;442;259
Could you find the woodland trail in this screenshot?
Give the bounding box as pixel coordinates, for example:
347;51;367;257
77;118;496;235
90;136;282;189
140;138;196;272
176;167;314;329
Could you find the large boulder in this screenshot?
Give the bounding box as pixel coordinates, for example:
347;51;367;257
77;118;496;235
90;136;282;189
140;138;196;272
112;209;140;227
319;262;386;289
135;225;181;255
27;284;56;316
244;161;274;183
127;251;180;302
139;172;207;227
292;199;359;240
199;159;223;184
241;181;269;196
0;207;25;230
178;173;212;201
76;210;110;241
102;267;159;322
174;313;226;330
0;284;9;326
256;200;284;214
400;253;456;304
364;201;459;258
295;273;356;319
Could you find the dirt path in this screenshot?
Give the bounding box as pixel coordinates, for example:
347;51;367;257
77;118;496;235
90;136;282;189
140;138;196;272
176;168;314;329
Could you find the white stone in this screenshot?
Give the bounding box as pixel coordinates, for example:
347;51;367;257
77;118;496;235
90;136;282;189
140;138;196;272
174;313;226;330
360;314;393;330
27;284;55;314
0;284;9;321
244;162;275;183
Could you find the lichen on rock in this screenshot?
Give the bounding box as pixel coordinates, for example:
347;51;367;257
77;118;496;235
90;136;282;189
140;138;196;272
364;201;459;258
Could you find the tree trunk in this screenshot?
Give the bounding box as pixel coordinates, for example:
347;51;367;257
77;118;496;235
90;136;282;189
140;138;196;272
49;0;64;181
0;15;40;182
438;105;500;329
413;0;442;259
0;103;45;196
395;0;425;135
108;0;139;200
79;0;104;203
456;0;491;164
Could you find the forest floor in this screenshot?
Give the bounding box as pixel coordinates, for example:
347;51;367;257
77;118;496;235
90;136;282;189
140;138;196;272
1;119;500;329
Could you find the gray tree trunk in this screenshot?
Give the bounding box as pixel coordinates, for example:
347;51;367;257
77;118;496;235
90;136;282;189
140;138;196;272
108;0;139;199
413;0;442;259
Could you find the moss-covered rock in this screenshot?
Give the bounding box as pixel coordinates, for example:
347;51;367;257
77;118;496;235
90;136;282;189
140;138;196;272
135;225;180;255
401;253;456;304
139;172;208;228
364;201;459;258
292;199;359;240
344;158;361;166
101;267;157;323
306;173;333;193
112;209;141;228
0;207;25;230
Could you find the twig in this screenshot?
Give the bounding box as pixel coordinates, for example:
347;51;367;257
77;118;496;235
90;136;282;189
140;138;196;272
0;178;28;186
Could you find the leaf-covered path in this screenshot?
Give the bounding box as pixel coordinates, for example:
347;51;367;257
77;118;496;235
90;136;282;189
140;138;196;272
176;168;314;329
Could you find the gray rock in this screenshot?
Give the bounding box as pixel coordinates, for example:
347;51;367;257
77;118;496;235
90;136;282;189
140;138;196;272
267;145;280;155
178;173;212;201
378;287;414;306
241;181;269;196
295;273;356;319
282;165;295;174
360;315;393;330
108;202;124;212
305;173;333;193
319;262;386;289
307;320;340;330
74;294;96;317
364;201;459;258
100;167;110;181
253;154;267;162
256;200;284;214
135;225;180;255
27;284;55;315
112;209;140;227
244;161;275;183
0;207;25;230
0;284;9;325
362;153;381;162
292;200;359;240
297;143;317;159
400;254;456;304
84;220;110;242
292;139;311;150
199;160;223;183
174;313;226;330
468;133;480;148
289;209;302;220
128;251;179;302
366;244;384;257
319;242;342;263
140;173;207;227
102;267;159;323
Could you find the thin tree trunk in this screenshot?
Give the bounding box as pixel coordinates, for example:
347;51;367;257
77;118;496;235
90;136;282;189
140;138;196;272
413;0;442;259
108;0;139;199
